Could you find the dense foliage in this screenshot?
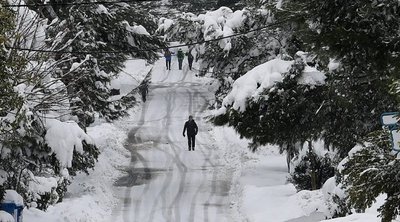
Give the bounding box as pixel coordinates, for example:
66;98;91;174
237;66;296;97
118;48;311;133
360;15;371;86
40;0;165;126
0;0;164;210
210;1;400;219
341;131;400;221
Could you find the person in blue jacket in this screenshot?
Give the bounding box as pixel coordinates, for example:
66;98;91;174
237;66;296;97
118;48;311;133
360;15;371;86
164;48;172;70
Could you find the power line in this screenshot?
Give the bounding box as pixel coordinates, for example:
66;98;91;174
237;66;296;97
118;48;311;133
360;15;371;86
3;0;160;8
6;19;288;54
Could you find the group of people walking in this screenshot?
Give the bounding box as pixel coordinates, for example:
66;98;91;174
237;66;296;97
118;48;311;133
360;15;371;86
164;48;194;71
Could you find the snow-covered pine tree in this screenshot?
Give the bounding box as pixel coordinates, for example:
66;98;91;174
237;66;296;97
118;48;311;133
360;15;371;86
340;130;400;222
0;3;22;202
281;0;400;157
39;0;165;126
214;54;329;175
0;3;100;209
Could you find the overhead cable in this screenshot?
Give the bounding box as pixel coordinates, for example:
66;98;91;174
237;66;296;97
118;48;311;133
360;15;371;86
3;0;160;8
6;19;287;54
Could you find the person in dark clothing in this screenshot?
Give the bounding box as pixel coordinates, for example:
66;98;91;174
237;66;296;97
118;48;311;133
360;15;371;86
164;48;172;70
139;82;149;102
186;51;194;70
182;115;198;151
177;48;184;70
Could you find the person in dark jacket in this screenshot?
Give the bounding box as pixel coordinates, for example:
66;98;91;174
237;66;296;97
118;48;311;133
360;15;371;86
186;51;194;70
164;48;172;70
182;115;198;151
177;48;184;70
139;82;149;102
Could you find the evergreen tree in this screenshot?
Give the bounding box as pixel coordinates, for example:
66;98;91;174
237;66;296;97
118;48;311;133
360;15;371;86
215;55;327;172
0;3;100;209
279;0;400;156
289;142;335;191
341;130;400;222
40;0;165;126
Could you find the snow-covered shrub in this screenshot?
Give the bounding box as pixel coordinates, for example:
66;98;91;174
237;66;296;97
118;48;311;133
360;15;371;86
289;141;335;191
321;177;350;218
339;130;400;221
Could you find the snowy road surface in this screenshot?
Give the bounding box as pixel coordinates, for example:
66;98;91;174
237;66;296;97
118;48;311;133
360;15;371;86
111;59;233;222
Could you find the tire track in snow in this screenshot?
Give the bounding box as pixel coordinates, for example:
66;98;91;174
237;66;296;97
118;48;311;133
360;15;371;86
188;88;213;222
189;88;226;222
146;90;175;222
165;87;188;222
117;100;152;222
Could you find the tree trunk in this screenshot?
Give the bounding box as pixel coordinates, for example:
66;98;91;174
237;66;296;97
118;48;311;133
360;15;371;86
308;140;318;190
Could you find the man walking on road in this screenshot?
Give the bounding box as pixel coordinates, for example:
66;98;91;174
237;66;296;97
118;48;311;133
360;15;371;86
186;50;194;70
177;48;184;70
183;115;198;151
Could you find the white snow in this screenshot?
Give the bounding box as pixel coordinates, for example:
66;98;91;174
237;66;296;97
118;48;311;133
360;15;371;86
298;66;326;86
95;5;110;15
0;211;14;222
3;190;24;205
328;59;340;71
240;152;326;222
28;176;58;196
157;18;174;32
44;119;94;168
110;59;150;95
216;59;293;113
18;47;399;222
133;25;149;35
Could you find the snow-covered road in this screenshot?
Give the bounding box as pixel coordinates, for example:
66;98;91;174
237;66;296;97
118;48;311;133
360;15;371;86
111;59;233;222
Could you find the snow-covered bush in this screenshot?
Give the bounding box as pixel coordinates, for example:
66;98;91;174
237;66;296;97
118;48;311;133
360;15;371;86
321;177;349;218
339;130;400;221
289;141;336;191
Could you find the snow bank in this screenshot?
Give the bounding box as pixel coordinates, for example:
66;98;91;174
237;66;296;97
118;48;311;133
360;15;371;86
25;120;131;222
24;195;106;222
241;152;326;222
321;194;400;222
45;119;94;168
0;211;14;222
244;185;325;222
216;59;293;113
3;190;23;205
